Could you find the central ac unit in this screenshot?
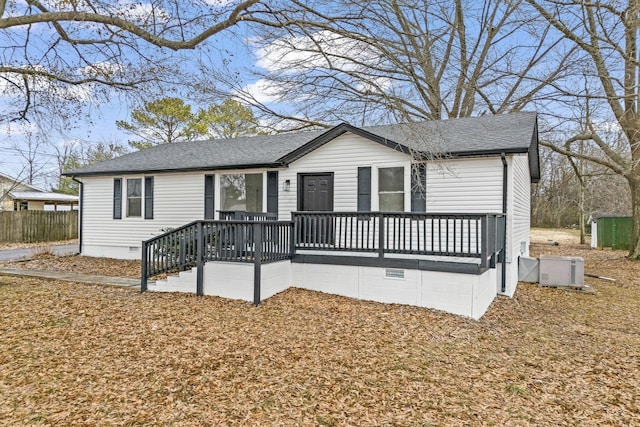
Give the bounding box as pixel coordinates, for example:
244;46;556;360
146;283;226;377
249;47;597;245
539;255;584;286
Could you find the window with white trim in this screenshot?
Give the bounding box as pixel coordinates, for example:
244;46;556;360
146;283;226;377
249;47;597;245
378;167;404;211
126;178;142;217
220;173;263;211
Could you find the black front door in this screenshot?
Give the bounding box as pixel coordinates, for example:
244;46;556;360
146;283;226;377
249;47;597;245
299;173;334;211
298;173;334;245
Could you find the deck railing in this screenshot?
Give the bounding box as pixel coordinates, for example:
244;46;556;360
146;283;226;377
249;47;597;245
141;220;292;294
218;210;278;221
141;211;506;300
291;211;505;267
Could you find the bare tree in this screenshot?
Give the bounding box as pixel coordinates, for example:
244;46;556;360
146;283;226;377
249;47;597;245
532;136;631;230
51;138;128;195
15;131;48;185
525;0;640;258
0;0;267;124
207;0;579;130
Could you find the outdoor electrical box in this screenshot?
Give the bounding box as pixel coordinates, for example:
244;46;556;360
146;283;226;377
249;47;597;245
518;256;539;283
539;255;584;287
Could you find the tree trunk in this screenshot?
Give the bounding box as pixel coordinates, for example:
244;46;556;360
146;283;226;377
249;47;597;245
579;141;585;244
579;184;585;245
628;178;640;259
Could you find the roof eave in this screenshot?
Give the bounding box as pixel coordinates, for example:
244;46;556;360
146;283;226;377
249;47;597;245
63;162;287;177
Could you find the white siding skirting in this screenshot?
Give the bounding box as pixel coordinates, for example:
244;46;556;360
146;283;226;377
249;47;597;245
151;260;498;320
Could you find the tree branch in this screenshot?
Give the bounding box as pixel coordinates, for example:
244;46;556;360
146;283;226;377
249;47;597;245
1;0;260;50
541;139;626;176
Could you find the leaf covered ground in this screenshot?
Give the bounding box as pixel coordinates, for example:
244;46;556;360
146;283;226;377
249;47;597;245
1;230;639;426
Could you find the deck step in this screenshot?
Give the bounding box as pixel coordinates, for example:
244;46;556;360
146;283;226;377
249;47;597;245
152;268;197;292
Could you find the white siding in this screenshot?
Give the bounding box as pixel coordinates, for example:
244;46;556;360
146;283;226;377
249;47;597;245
202;262;254;301
152;260;497;319
425;157;503;213
292;263;497;320
82;172;206;258
81;169;271;258
511;154;531;255
504;154;531;296
80;133;531;275
260;261;292;299
278;133;411;220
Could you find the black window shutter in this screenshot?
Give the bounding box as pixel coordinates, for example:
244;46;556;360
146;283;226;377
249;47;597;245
204;175;215;219
411;164;427;212
113;178;122;219
267;171;278;216
357;167;371;211
144;176;154;219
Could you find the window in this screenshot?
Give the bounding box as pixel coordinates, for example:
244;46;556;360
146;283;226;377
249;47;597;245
378;167;404;211
220;173;263;212
126;178;142;217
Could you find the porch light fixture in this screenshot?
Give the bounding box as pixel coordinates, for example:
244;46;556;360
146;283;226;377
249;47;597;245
283;179;291;192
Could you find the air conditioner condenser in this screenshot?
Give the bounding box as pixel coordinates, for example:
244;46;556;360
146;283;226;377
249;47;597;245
539;255;584;286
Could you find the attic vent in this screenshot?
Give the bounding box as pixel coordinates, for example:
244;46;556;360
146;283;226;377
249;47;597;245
385;268;405;279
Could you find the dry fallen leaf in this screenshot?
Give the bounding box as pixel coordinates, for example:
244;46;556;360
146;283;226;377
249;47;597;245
0;230;638;425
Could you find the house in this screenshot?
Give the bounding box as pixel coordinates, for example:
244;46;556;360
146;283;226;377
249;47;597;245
64;112;539;319
588;213;632;250
0;172;78;211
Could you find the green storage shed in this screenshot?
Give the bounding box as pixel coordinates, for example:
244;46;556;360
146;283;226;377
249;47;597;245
589;214;632;250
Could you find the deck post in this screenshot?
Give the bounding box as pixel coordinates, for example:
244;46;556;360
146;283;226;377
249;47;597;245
196;221;204;296
141;240;148;292
179;236;186;270
378;212;385;259
253;222;263;305
481;215;489;268
289;219;296;258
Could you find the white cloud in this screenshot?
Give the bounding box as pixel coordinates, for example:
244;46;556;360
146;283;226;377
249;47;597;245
254;30;382;74
249;31;394;100
355;76;394;94
78;61;126;78
591;119;622;134
239;79;285;104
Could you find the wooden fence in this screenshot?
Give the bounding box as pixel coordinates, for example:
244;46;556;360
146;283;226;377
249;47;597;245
0;210;78;243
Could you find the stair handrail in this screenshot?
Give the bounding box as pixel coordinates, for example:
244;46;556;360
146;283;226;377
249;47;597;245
141;221;204;291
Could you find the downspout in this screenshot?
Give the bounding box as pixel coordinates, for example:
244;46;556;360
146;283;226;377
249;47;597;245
71;177;83;255
500;153;508;293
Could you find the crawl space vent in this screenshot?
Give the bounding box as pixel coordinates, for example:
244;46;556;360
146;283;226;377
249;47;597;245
385;268;405;279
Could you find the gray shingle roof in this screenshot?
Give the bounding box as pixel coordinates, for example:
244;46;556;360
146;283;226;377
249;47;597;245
65;112;538;178
364;111;537;154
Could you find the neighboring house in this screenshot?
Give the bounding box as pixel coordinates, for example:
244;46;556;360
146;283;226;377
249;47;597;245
64;112;540;319
0;172;78;211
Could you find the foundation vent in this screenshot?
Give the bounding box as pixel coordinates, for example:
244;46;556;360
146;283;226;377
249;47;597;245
385;268;405;279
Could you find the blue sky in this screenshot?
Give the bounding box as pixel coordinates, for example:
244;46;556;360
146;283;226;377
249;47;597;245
0;0;267;188
0;0;624;189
